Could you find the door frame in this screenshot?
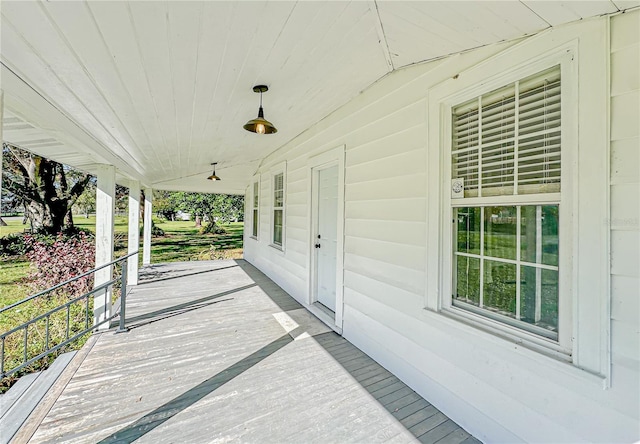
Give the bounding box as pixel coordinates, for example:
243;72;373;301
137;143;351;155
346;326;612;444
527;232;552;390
307;144;345;331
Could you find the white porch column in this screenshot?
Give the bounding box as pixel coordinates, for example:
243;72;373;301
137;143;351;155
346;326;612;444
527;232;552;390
127;180;140;285
142;187;153;266
94;164;116;329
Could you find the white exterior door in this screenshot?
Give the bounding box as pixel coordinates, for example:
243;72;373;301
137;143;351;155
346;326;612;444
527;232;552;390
315;165;339;312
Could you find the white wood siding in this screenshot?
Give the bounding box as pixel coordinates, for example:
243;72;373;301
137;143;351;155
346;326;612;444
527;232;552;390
245;12;639;442
609;10;640;405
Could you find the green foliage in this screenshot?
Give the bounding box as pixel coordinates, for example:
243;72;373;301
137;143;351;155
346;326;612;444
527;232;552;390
153;190;178;220
169;192;244;225
199;223;226;235
0;233;28;256
0;226;94;257
1;230;96;392
139;220;165;236
73;180;96;217
25;231;96;296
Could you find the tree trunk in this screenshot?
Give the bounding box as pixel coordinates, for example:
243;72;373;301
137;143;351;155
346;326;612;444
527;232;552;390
65;209;74;228
195;215;201;227
3;144;89;234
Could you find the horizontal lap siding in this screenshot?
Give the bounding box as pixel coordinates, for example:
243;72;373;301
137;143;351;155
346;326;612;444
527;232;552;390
245;14;640;442
244;55;445;311
342;104;428;306
609;11;640;395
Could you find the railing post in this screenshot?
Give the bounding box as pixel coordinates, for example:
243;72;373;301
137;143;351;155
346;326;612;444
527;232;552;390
116;258;129;334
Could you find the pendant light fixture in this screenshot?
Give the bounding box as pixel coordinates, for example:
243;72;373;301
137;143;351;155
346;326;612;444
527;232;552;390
207;163;221;181
243;85;277;134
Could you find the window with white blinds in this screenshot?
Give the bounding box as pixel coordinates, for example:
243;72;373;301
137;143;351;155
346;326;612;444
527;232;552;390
450;65;563;342
452;66;561;198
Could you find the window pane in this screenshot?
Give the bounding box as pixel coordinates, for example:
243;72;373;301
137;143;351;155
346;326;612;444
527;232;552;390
541;206;559;266
274;173;284;191
452;98;479;198
456;207;481;254
452;66;561;197
484;206;517;260
253;182;259;207
483;259;516;317
274;190;283;207
520;205;559;266
273;209;283;245
540;269;559;330
454;255;480;306
520;266;558;333
252;209;258;237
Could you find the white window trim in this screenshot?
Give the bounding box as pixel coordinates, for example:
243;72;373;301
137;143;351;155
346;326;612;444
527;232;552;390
251;176;260;240
426;20;610;384
269;162;286;251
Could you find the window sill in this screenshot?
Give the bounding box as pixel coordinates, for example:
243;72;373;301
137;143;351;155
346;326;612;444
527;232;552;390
420;307;608;389
250;236;258;241
269;244;284;252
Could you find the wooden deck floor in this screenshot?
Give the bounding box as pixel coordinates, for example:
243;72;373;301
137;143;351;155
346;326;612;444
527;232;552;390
24;260;479;444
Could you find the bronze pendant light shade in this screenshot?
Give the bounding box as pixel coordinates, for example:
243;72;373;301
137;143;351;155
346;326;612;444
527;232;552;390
244;85;277;134
207;163;221;181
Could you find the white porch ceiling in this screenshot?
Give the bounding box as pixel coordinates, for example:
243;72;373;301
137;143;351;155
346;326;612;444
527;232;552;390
1;0;637;194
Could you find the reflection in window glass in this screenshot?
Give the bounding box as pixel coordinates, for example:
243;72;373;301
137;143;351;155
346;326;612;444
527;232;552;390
520;266;558;332
483;260;516;317
521;205;559;266
273;209;283;246
453;204;559;339
456;207;481;255
455;256;480;305
541;206;559;266
484;206;517;260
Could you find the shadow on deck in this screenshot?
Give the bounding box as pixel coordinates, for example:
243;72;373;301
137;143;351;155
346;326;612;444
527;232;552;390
19;260;480;444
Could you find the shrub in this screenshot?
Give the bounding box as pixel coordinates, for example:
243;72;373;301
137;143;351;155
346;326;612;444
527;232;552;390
0;233;28;256
24;231;96;296
199;222;226;235
139;222;165;237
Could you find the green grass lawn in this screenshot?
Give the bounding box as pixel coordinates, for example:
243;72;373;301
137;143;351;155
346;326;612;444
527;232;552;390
1;218;244;304
0;259;31;306
0;217;243;391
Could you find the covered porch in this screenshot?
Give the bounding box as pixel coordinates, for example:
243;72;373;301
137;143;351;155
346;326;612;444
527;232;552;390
15;260;477;444
2;2;639;442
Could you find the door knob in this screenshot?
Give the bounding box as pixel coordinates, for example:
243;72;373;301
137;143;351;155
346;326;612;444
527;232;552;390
315;243;321;248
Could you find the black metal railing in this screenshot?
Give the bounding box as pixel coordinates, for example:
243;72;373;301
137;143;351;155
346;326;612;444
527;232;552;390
0;252;137;380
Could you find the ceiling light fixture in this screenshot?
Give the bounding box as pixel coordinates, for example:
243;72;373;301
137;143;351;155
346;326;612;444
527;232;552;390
243;85;277;134
207;163;221;181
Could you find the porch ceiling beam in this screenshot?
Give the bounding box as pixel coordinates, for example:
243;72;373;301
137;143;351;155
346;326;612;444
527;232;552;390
1;64;147;185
